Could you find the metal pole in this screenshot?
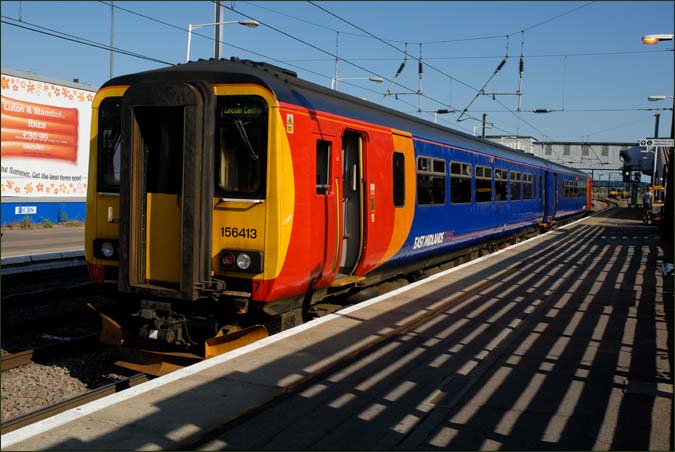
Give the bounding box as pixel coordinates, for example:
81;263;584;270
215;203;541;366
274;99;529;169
662;102;674;241
109;0;114;79
333;31;339;91
482;113;487;140
186;24;193;62
654;112;660;138
214;1;225;59
652;113;661;187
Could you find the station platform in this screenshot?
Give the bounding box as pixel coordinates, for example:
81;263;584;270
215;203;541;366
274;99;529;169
0;224;83;259
1;225;84;274
2;206;672;450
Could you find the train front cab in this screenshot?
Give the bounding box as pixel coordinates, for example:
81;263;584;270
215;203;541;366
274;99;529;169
85;80;298;360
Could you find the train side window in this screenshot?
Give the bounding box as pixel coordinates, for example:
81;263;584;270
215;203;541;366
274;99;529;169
393;152;405;207
495;169;508;201
475;165;492;203
316;140;331;195
98;98;122;192
450;162;472;204
417;156;446;205
522;173;533;199
510;171;521;201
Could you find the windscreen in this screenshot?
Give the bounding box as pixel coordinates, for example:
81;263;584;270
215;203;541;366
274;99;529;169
98;98;122;192
216;96;267;198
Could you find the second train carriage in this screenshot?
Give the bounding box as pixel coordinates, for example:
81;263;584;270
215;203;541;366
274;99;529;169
85;58;591;358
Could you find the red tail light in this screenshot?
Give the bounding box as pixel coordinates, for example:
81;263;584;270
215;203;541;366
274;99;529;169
87;262;106;284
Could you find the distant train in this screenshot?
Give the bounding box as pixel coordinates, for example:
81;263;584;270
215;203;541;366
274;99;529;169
85;58;591;358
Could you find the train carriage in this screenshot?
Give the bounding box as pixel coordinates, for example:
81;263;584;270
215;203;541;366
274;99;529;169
85;58;590;364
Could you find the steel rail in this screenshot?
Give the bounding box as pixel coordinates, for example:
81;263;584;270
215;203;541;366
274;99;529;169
0;373;149;435
1;332;102;372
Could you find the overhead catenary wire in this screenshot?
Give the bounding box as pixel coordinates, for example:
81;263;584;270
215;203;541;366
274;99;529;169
456;35;510;122
103;2;643;144
10;0;629;146
306;1;568;145
100;0;483;134
282;48;673;63
99;0;482;134
1;16;174;66
419;1;596;45
222;3;499;129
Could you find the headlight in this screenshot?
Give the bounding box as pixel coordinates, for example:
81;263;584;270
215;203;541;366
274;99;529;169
93;239;118;259
101;241;115;258
218;250;263;273
236;253;252;270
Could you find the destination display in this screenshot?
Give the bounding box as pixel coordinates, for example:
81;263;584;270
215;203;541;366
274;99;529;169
220;99;265;118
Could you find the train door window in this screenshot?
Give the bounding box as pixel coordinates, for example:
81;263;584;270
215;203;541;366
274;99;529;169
475;165;492;203
495;168;508;201
135;106;184;195
534;174;539;199
522;173;533;199
216;96;267;198
510;171;521;201
417;156;445;205
450;162;472;204
316;140;331;195
393;152;405;207
98;98;122;192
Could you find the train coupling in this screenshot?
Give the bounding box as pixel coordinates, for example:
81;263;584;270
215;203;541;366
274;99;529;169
87;303;269;377
137;300;188;346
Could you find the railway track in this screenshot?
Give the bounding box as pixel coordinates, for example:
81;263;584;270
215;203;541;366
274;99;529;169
0;373;149;435
1;332;102;372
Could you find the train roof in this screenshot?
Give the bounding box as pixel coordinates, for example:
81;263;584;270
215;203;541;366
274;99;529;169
103;58;588;178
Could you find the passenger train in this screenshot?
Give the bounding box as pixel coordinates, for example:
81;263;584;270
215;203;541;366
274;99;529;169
85;58;591;358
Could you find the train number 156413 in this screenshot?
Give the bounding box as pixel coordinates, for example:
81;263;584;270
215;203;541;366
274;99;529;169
221;227;257;239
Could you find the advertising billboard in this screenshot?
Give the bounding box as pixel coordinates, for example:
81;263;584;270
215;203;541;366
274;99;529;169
1;70;96;199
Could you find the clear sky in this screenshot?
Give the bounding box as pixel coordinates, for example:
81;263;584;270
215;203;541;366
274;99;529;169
1;1;673;143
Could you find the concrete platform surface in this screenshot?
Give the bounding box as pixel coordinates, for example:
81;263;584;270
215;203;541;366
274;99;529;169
1;207;672;450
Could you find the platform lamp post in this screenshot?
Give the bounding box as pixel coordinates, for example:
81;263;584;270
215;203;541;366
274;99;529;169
331;76;384;91
643;33;674;242
186;19;259;62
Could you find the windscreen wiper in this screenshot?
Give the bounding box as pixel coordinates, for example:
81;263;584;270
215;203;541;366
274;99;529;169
234;119;259;161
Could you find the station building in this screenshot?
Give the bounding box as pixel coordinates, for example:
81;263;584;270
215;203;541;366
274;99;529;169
486;135;666;192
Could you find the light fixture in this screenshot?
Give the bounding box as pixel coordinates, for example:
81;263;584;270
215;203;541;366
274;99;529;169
648;95;674;101
186;19;259;62
642;34;674;45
